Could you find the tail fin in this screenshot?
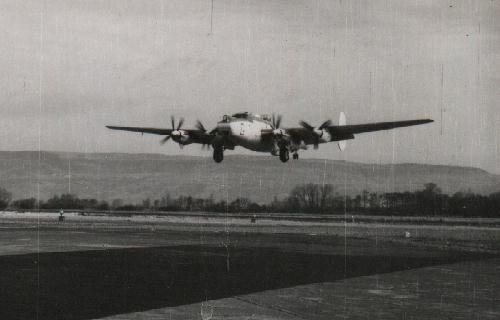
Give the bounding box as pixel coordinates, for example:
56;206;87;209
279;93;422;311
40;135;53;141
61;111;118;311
338;112;347;151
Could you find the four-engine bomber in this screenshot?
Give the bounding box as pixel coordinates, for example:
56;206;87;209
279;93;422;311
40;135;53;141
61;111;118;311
107;112;433;163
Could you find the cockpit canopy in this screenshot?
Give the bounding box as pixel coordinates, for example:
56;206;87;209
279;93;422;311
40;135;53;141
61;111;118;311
231;112;249;119
260;114;271;121
222;112;249;122
221;112;271;122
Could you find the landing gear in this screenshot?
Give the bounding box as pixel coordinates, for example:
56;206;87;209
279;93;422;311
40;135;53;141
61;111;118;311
292;153;299;160
279;147;289;163
213;147;224;163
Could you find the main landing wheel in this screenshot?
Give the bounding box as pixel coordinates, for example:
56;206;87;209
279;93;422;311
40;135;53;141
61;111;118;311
293;153;299;160
279;148;289;163
213;147;224;163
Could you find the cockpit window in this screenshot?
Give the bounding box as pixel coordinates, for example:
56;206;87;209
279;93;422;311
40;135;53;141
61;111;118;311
222;115;229;122
231;112;249;119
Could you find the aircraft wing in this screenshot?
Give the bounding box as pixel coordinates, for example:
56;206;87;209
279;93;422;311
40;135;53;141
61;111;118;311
283;119;433;144
106;126;213;144
106;126;173;135
189;130;215;144
326;119;433;140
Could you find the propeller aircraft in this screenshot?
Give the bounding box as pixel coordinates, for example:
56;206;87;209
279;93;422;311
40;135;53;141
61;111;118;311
107;112;433;163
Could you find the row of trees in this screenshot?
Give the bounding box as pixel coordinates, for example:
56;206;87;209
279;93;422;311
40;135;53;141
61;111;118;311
1;183;499;217
5;194;110;211
282;183;500;217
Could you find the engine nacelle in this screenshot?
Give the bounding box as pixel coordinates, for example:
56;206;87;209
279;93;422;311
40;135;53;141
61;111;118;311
289;140;307;152
171;130;193;145
273;128;287;137
320;129;332;143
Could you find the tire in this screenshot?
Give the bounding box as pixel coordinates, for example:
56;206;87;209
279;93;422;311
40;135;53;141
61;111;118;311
279;148;289;163
213;148;224;163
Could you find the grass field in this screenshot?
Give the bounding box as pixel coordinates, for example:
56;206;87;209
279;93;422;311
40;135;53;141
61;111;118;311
2;211;500;253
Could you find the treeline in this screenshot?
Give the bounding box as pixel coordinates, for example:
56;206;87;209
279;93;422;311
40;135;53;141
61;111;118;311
1;183;499;217
280;183;500;217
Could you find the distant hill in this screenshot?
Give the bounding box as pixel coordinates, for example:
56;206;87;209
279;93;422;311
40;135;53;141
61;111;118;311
0;151;498;203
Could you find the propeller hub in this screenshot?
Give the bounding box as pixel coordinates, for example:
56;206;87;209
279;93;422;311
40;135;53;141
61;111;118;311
313;128;323;137
273;128;285;136
170;130;182;142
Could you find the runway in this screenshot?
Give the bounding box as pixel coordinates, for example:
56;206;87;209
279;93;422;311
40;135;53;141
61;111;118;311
0;212;499;319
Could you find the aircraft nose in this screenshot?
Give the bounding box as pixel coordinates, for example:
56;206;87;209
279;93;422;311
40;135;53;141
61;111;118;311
227;122;239;135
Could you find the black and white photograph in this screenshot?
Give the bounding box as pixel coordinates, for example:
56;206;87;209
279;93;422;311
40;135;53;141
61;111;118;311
0;0;499;319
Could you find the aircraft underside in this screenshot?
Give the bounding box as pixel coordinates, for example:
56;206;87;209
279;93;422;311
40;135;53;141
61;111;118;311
214;136;307;163
211;145;296;163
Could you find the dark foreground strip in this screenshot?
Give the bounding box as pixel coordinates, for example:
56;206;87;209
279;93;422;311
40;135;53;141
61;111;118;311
0;245;492;320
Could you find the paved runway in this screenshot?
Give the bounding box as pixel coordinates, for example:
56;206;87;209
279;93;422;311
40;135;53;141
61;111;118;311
0;213;499;319
101;258;500;320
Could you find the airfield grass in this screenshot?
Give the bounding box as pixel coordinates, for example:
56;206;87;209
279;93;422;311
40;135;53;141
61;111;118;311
1;210;499;253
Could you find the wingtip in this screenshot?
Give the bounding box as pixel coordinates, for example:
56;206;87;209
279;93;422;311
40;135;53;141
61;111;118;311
416;119;433;124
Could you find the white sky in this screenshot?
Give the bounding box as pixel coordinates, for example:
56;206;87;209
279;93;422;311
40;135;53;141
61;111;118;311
0;0;499;173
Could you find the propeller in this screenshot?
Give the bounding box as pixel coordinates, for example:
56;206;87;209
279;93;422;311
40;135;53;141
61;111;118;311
160;135;171;145
176;117;184;130
319;119;332;130
271;114;286;137
196;120;212;150
272;114;282;129
195;120;207;132
299;119;332;149
160;116;185;145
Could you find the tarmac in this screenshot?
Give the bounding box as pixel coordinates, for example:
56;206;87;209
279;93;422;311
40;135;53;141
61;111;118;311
0;212;499;320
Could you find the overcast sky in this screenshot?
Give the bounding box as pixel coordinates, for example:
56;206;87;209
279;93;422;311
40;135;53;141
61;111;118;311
0;0;499;173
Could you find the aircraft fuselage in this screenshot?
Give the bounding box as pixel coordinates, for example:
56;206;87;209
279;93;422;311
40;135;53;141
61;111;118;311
220;117;274;152
215;112;331;154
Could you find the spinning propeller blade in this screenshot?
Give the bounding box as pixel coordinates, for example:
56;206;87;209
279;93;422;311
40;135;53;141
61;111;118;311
299;119;331;150
272;114;283;129
170;116;175;130
319;119;332;130
196;120;207;132
299;120;314;132
160;135;171;145
176;117;184;130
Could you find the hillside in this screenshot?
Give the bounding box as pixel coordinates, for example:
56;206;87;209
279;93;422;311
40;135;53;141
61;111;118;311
0;151;498;203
